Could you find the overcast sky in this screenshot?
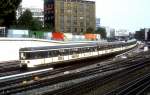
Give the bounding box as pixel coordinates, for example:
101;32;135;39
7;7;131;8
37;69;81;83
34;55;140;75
22;0;150;32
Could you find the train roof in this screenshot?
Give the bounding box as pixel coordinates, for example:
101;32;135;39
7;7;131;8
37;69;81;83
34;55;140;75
19;41;124;52
19;43;99;52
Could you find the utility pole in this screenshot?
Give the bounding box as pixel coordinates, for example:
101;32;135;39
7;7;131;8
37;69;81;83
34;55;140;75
144;28;149;51
145;28;149;41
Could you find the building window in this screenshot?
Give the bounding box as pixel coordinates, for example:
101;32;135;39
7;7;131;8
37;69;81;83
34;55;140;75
74;28;77;32
81;28;84;32
80;22;84;27
66;28;71;33
67;3;71;7
60;9;64;14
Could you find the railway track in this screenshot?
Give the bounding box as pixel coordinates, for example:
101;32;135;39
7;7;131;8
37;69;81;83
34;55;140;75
105;68;150;95
0;51;149;95
0;45;144;94
0;54;115;78
0;45;142;78
0;51;120;77
0;56;117;85
0;65;124;94
0;48;140;79
0;61;20;73
37;57;150;95
0;51;145;88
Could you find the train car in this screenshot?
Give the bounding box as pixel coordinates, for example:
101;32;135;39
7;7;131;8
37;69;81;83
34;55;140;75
19;40;137;68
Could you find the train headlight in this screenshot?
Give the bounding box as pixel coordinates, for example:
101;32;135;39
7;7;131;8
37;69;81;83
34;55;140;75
64;71;70;74
34;76;40;81
21;61;25;63
22;81;27;84
121;55;127;59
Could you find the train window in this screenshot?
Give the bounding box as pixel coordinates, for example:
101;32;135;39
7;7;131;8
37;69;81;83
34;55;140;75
72;48;79;54
100;46;104;50
97;46;101;50
87;47;91;52
26;52;31;59
76;48;82;54
86;47;90;52
48;51;52;57
83;48;88;53
89;47;94;52
109;45;113;49
33;52;39;59
58;49;69;56
70;48;77;54
62;49;69;56
52;50;60;57
29;51;47;59
93;47;97;51
94;47;98;51
80;48;84;53
71;48;76;54
59;49;65;53
69;49;74;55
85;47;88;52
41;51;48;58
59;49;64;56
80;48;83;53
74;48;78;51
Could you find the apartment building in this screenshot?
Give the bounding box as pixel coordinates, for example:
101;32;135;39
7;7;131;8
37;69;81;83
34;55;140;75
44;0;96;34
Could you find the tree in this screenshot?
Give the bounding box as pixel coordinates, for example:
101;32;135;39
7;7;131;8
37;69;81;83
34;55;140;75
17;9;43;31
17;9;33;29
44;23;53;32
95;27;107;39
85;27;95;34
31;18;43;31
0;0;22;27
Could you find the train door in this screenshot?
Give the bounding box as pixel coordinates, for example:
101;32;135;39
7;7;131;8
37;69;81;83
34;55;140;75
44;51;53;64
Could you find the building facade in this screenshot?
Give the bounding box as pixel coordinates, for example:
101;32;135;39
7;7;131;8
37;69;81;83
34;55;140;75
16;6;44;26
105;27;115;38
115;29;129;37
44;0;96;34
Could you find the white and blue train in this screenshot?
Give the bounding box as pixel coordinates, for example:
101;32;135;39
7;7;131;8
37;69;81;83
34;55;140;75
19;40;137;68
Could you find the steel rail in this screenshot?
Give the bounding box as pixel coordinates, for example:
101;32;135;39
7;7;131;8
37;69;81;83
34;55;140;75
0;52;141;88
0;55;144;95
42;58;150;95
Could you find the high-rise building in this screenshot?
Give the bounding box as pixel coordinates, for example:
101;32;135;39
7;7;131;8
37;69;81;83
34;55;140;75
44;0;96;34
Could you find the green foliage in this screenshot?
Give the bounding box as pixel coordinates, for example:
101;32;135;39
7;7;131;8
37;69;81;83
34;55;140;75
0;0;22;27
44;23;53;32
29;31;44;38
17;9;33;29
16;9;43;31
95;27;107;39
31;18;43;31
85;27;95;34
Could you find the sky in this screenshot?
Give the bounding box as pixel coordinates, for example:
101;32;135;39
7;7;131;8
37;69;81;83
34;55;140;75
22;0;150;32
